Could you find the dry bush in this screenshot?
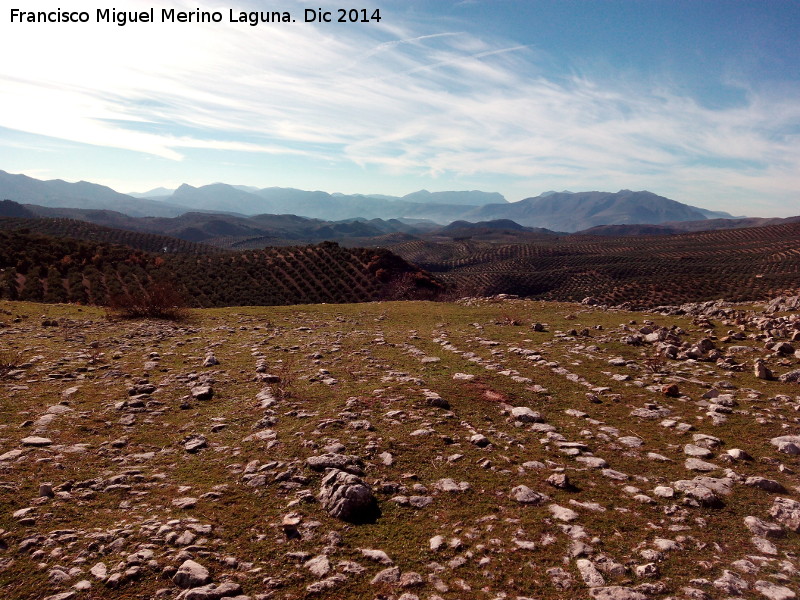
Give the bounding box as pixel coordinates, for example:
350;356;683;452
107;280;188;321
274;356;296;400
0;349;24;379
497;313;523;326
643;351;668;373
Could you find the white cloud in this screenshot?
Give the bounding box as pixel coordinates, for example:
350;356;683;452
1;0;799;213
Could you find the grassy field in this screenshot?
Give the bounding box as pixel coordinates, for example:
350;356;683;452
0;298;798;599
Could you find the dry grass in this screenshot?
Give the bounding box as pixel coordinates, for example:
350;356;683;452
0;298;798;599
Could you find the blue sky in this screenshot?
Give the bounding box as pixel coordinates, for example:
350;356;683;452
1;0;799;215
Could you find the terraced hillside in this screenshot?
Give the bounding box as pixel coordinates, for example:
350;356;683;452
0;298;798;600
389;222;800;306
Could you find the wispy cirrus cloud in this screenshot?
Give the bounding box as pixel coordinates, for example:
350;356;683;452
1;0;799;212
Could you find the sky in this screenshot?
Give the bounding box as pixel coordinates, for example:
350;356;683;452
1;0;799;216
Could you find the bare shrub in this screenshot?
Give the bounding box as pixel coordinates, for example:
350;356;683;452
497;314;523;326
643;351;667;374
107;280;188;321
274;356;296;400
0;349;24;379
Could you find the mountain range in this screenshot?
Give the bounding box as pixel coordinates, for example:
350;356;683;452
1;169;740;232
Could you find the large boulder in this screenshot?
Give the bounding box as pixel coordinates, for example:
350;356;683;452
319;469;379;523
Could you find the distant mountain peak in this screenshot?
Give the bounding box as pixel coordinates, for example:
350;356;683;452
401;189;507;206
540;190;574;197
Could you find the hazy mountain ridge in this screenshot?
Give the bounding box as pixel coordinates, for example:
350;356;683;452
0;200;439;246
463;190;736;231
0;170;190;217
1;169;746;231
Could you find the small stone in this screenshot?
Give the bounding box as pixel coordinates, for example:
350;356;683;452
662;384;680;397
172;559;210;588
511;485;549;505
429;535;444;551
406;495;431;508
172;497;198;509
576;456;608;469
727;448;752;461
360;549;393;564
399;571;423;587
184;437;207;453
745;476;786;493
42;593;76;600
0;449;24;461
744;516;785;538
470;433;490;447
653;486;674;498
549;504;579;522
511;406;542;422
370;566;400;585
769;497;800;532
305;555;331;578
191;385;213;400
713;570;748;594
754;580;796;600
635;563;659;578
547;473;571;489
306;574;347;593
684;444;714;458
684;458;719;472
589;586;648;600
576;559;606;587
21;436;52;447
90;562;107;580
319;469;379;523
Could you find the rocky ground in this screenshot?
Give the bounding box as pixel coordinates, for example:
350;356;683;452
0;296;798;600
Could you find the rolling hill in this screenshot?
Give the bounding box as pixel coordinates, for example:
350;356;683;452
0;228;443;307
3;210;800;308
386;221;800;306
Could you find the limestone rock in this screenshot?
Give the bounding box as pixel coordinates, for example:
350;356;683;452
319;469;379;523
769;497;800;532
370;566;400;585
754;359;773;380
754;580;796;600
589;586;648;600
576;559;606;587
305;555;331;578
511;485;548;505
360;549;393;564
549;504;579;522
21;436;52;447
744;476;786;493
306;453;364;475
778;369;800;383
744;516;785;538
173;559;210;589
511;406;542;422
190;385;213;401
